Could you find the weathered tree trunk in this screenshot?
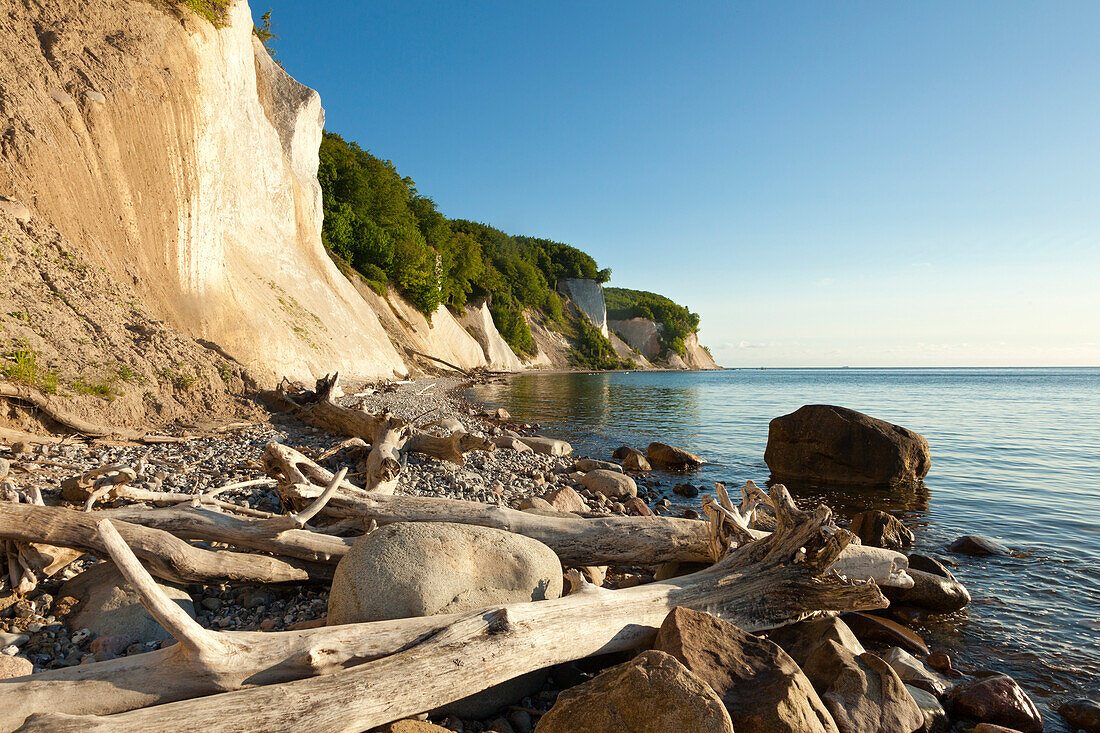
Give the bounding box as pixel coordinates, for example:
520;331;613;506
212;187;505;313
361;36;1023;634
361;414;407;494
10;486;889;733
266;443;911;585
0;503;327;585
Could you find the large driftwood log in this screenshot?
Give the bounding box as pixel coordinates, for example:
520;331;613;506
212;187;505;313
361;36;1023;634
0;503;327;585
11;486;889;732
266;443;911;586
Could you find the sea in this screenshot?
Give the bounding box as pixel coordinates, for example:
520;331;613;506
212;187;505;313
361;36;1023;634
469;367;1100;727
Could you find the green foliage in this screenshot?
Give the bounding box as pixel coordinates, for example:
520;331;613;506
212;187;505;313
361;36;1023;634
180;0;229;26
253;10;278;59
71;376;117;400
2;345;59;394
605;287;700;357
569;313;632;371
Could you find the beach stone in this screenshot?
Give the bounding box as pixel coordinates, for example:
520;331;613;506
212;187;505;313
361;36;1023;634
944;674;1042;733
905;684;948;733
512;435;572;456
768;615;866;667
0;655;32;679
884;568;971;613
533;649;734;733
88;634;134;660
328;522;562;624
579;469;637;498
1058;698;1100;732
612;445;644;460
972;725;1024;733
800;642;924;733
578;565;607;587
63;563;195;644
673;482;699;498
947;535;1009;556
491;436;533;453
623;496;653;516
843;612;929;655
764;405;931;487
907;554;956;580
540;485;587;513
0;631;29;648
573;458;622;473
377;720;452;733
494;408;510;421
653;606;838;733
622;451;651;472
517;496;556;512
646;442;705;469
850;510;914;550
882;647;949;696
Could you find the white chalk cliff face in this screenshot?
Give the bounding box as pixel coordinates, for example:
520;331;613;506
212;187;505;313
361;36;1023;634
0;0;408;383
558;278;608;337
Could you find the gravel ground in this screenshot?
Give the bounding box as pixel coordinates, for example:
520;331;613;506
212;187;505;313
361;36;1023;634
0;376;688;730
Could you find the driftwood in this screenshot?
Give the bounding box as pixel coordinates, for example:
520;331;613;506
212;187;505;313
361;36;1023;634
0;503;327;585
266;443;910;586
9;485;889;732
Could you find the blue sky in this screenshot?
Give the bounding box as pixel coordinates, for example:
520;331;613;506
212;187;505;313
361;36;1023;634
253;1;1100;366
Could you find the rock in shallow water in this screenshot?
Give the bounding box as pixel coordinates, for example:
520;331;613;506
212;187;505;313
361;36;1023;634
947;535;1010;556
850;510;914;550
883;568;971;613
646;442;705;469
534;649;734;733
764;404;931;487
944;674;1042;733
905;684;948;733
1058;698;1100;732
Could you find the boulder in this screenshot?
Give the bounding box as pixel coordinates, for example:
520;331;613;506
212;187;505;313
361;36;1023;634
1058;698;1100;732
653;606;838;733
0;655;32;679
612;445;644;460
905;684;948;733
768;616;866;666
842;612;929;655
579;469;638;498
513;436;572;456
327;522;563;625
573;458;622;473
62;563;195;644
673;483;699;498
646;442;705;469
883;568;970;613
947;535;1009;556
850;510;914;550
494;408;511;421
799;642;924;733
881;647;949;697
906;554;956;580
944;674;1042;733
533;649;734;733
541;486;587;513
764;405;931;487
622;451;651;472
517;497;557;512
623;496;653;516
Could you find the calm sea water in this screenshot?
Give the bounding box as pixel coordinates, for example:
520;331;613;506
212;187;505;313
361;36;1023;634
470;368;1100;725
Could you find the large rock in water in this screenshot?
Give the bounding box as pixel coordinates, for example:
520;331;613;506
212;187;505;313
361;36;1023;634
764;405;931;487
328;522;563;623
62;563;195;644
534;649;734;733
850;510;914;550
647;442;706;469
654;606;839;733
944;674;1042;733
883;568;971;613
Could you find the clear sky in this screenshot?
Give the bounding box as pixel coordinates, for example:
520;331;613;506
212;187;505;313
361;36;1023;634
252;1;1100;367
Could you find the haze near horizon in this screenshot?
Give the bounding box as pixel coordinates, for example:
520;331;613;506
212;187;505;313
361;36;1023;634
253;1;1100;367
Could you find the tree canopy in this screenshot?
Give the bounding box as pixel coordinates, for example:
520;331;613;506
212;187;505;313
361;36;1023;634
605;287;700;356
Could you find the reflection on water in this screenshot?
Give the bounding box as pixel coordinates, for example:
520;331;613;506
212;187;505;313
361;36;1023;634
470;368;1100;723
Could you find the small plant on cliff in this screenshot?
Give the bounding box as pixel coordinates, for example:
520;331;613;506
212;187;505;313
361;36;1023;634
180;0;230;26
253;10;279;61
1;345;60;394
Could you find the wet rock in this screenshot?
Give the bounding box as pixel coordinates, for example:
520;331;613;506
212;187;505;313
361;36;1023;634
682;508;701;520
653;606;838;733
881;647;949;696
849;510;914;550
768;615;866;666
579;469;638;498
883;568;971;613
926;653;954;673
0;655;32;679
842;612;929;655
63;564;194;644
944;674;1042;733
673;483;699;498
612;445;644;460
972;725;1025;733
646;442;705;469
1058;698;1100;732
764;405;931;487
533;649;734;733
541;486;587;513
572;458;622;473
947;535;1009;556
889;605;933;626
328;522;562;624
906;554;956;580
622;451;651;472
905;684;948;733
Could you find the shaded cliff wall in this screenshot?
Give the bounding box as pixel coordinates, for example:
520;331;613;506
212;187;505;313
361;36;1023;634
558;278;608;337
0;0;407;384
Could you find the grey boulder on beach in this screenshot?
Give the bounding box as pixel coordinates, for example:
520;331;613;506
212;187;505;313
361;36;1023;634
764;405;931;487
